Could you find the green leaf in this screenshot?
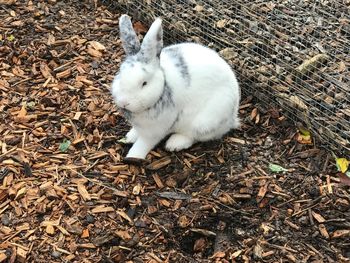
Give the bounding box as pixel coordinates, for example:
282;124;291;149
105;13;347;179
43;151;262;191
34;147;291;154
7;34;15;41
118;137;128;144
59;139;71;152
298;126;311;136
269;163;288;173
26;101;36;109
346;171;350;178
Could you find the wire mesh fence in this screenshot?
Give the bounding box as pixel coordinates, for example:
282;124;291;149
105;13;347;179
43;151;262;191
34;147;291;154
101;0;350;154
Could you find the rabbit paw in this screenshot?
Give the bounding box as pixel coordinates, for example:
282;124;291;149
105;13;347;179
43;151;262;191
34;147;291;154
125;128;138;144
126;136;160;159
165;134;194;152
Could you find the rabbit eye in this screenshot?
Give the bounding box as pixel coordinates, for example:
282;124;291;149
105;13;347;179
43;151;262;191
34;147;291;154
142;81;147;87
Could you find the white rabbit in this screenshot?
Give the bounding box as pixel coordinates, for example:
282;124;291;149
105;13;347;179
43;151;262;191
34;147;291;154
111;14;240;159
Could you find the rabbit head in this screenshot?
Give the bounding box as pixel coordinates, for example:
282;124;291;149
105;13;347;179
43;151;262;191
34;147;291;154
112;15;165;114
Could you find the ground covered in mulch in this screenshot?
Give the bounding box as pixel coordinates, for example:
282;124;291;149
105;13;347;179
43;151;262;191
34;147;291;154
1;1;350;262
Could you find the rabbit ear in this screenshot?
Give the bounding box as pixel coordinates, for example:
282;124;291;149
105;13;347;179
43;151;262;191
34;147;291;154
119;14;141;55
139;18;163;61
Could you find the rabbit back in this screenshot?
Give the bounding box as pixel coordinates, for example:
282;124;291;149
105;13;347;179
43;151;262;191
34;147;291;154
160;43;240;140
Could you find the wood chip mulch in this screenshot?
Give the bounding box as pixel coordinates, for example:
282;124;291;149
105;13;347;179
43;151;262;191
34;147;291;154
0;1;349;262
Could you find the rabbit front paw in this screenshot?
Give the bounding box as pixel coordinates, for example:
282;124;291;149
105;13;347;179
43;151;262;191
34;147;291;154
125;128;138;144
165;134;194;152
126;136;160;159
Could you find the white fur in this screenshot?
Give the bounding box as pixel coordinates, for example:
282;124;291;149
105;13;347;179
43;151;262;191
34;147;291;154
112;15;240;159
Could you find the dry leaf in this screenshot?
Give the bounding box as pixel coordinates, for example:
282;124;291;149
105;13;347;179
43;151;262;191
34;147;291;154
210;251;226;259
89;41;106;51
278;93;308;111
296;133;312;144
216;19;227;28
46;224;55;235
219;47;237;60
87;47;102;58
17;105;27;118
194;5;204;12
159;199;171;207
15;187;27;200
296;126;312;144
193;238;207;252
81;229;90;238
47;34;55;45
260;223;273;235
133;21;148;33
289;95;308;110
338;173;350;186
230;250;243;259
250;108;258;121
332;229;350;239
296;53;329;74
256;182;269;203
40;217;61;227
11;20;24;27
115;230;132;240
253;243;263;259
338;61;346;73
0;0;17;5
132;184;142;195
218;193;235;205
0;253;7;261
178;215;190;228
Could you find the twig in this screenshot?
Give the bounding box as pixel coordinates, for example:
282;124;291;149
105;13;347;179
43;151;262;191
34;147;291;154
13;77;31;86
304;243;324;258
261;241;298;253
63;166;128;197
0;147;18;161
3;230;24;243
291;196;323;217
143;231;163;246
148;252;164;263
276;198;295;208
200;195;253;216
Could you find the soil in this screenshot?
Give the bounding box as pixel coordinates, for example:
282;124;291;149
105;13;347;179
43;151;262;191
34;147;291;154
0;1;349;262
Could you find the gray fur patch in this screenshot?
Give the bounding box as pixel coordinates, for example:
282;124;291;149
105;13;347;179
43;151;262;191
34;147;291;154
163;46;190;86
119;17;141;55
170;110;182;131
120;108;132;121
155;29;163;56
139;27;163;60
146;81;174;119
136;50;154;63
121;57;137;70
220;118;229;126
119;82;174;122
